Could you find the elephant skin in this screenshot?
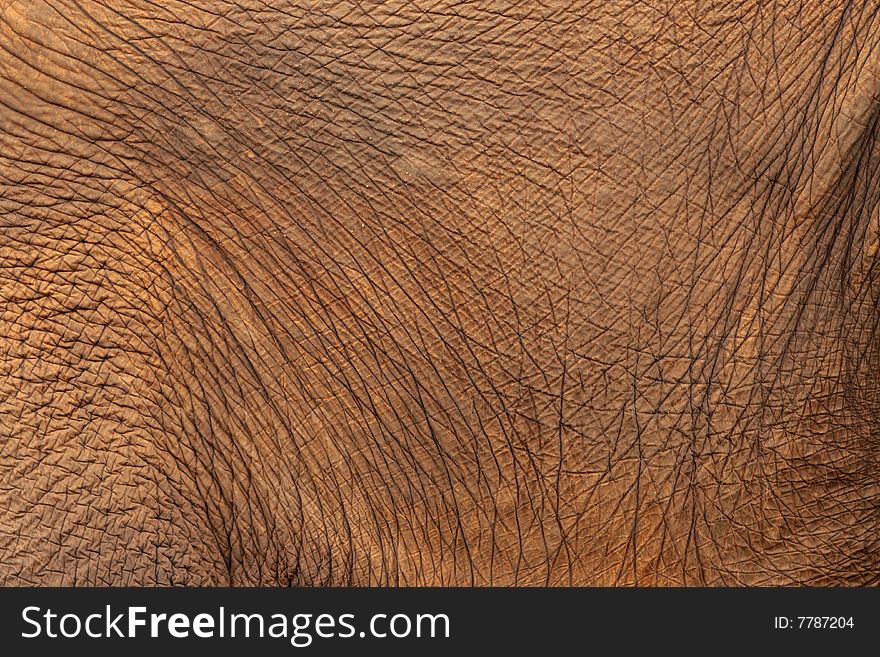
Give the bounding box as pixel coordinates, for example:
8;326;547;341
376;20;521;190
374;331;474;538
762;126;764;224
0;0;879;585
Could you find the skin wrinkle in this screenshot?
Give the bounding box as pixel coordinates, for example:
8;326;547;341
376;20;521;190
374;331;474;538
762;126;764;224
0;0;878;585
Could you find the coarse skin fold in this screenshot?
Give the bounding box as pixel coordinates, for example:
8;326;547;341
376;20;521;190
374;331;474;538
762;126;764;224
0;0;878;585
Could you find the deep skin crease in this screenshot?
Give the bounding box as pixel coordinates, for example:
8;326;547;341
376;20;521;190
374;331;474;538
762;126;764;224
0;0;879;585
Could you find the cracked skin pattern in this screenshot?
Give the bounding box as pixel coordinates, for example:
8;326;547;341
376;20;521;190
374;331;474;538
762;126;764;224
0;0;879;586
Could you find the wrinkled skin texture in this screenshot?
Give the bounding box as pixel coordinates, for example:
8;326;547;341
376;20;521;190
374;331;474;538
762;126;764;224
1;0;879;586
